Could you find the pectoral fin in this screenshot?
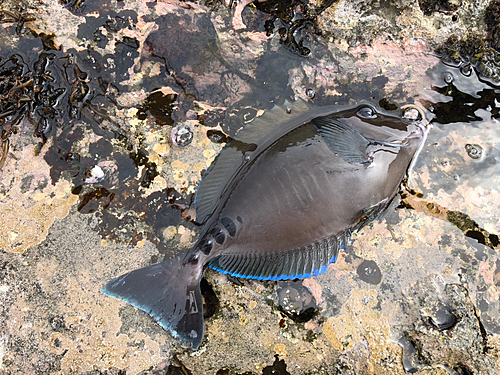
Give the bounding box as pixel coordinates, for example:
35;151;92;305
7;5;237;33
311;117;372;164
312;117;404;165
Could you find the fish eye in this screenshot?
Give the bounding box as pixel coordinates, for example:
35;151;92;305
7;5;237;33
357;106;377;119
401;106;423;122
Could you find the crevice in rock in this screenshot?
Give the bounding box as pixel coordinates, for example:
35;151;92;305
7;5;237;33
400;189;500;251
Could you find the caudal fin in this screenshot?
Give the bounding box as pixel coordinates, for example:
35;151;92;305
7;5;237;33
102;257;204;349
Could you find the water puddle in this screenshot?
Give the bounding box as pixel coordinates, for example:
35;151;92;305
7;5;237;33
409;61;500;335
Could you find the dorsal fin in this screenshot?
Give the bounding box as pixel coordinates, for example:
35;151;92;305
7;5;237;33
208;233;347;280
195;99;312;224
234;99;311;144
194;141;247;225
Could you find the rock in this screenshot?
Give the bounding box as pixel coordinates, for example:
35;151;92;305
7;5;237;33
0;0;499;373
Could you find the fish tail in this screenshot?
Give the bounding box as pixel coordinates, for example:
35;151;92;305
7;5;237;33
102;256;204;349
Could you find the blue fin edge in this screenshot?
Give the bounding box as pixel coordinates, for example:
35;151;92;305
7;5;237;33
209;252;340;281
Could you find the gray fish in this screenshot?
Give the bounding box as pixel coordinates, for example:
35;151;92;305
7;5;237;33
102;100;429;349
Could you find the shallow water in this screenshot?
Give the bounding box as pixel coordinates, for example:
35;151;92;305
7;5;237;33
1;0;499;374
412;61;500;334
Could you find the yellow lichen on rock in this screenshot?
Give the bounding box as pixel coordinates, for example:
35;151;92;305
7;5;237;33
0;143;78;253
323;289;403;374
166;129;221;194
35;251;166;374
152;141;170;156
274;343;287;359
351;219;404;260
487;334;500;371
140;175;168;195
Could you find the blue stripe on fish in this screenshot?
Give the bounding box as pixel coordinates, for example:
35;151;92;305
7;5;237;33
209;253;339;280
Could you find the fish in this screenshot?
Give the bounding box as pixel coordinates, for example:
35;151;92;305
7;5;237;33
102;99;429;349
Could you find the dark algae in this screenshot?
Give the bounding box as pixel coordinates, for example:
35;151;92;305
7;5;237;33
0;6;201;257
207;129;231;144
448;210;499;249
137;89;177;126
0;52;68;168
418;0;460;16
262;355;291;375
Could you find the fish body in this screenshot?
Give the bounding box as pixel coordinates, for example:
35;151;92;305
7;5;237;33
102;101;429;349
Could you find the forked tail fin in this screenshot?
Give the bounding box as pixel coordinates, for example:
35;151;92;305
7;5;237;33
102;256;204;349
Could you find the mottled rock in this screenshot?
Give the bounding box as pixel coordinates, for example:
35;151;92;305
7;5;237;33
0;0;499;374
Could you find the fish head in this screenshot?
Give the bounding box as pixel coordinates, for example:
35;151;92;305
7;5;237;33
319;102;430;193
330;103;430;150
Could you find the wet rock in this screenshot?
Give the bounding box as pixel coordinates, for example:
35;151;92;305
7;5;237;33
276;281;318;323
426;300;458;331
403;275;494;372
465;144;484;160
1;0;500;374
171;125;194;147
207;129;230;144
398;336;421;373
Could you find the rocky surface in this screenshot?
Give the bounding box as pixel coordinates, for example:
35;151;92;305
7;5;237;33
0;0;499;374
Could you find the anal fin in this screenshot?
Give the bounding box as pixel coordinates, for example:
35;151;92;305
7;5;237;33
208;233;347;281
